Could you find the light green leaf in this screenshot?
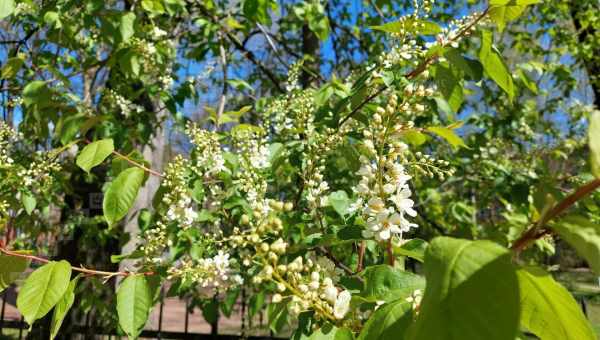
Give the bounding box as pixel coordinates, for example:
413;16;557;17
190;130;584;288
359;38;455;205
117;275;153;339
589;111;600;178
328;190;350;218
50;275;80;340
360;265;425;302
517;266;595;340
0;0;14;19
517;69;538;94
489;6;527;32
394;239;428;263
400;130;429;146
479;30;514;101
17;261;72;326
552;215;600;274
357;299;413;340
76;139;114;173
427;126;467;150
0;253;30;293
490;0;541;5
21;193;36;215
103;167;145;226
408;237;520;340
1;56;24;79
120;12;136;42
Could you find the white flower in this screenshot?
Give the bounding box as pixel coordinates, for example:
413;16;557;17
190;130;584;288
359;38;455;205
322;285;338;304
333;290;351;319
272;294;282;303
389;187;417;217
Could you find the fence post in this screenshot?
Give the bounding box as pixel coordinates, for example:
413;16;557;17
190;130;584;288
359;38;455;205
1;289;6;334
157;287;165;340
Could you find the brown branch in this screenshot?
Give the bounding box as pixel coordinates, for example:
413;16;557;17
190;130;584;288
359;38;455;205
511;178;600;254
0;245;154;278
338;7;490;127
197;6;284;93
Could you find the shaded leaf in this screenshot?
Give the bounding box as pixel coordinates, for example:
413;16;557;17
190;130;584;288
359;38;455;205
552;215;600;274
357;299;413;340
0;253;30;293
479;30;514;101
50;275;80;340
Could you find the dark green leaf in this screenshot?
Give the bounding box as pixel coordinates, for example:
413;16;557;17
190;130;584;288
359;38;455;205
360;265;425;302
0;253;30;292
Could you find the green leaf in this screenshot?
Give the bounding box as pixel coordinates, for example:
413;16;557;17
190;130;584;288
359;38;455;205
360;265;425;302
22;80;53;108
400;130;429;146
357;299;413;340
21;193;37;215
445;49;483;81
117;275;153;339
408;237;520;340
268;301;289;334
517;69;538;94
119;12;136;42
76;139;114;173
220;288;240;317
249;291;266;317
517;266;595;340
0;0;14;19
103;167;145;226
479;30;514;101
50;275;80;340
328;190;350;218
394;239;428;263
1;56;24;79
552;215;600;274
589;111;600;178
433;64;464;113
243;0;271;25
304;323;354;340
426;126;467;150
17;261;72;325
0;253;30;292
490;0;541;5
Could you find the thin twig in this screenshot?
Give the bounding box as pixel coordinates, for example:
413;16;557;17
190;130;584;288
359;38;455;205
0;245;153;278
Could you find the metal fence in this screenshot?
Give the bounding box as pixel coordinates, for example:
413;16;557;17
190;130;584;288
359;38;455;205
0;287;283;340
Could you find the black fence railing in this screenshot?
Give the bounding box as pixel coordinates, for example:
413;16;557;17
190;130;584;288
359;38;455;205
0;288;285;340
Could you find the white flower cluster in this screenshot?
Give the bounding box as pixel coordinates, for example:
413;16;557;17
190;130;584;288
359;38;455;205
186;123;227;177
0;122;17;166
233;131;270;213
430;11;484;49
256;254;351;321
350;95;419;241
104;89;143;117
17;153;61;193
304;125;352;210
167;251;243;290
161;156;196;229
